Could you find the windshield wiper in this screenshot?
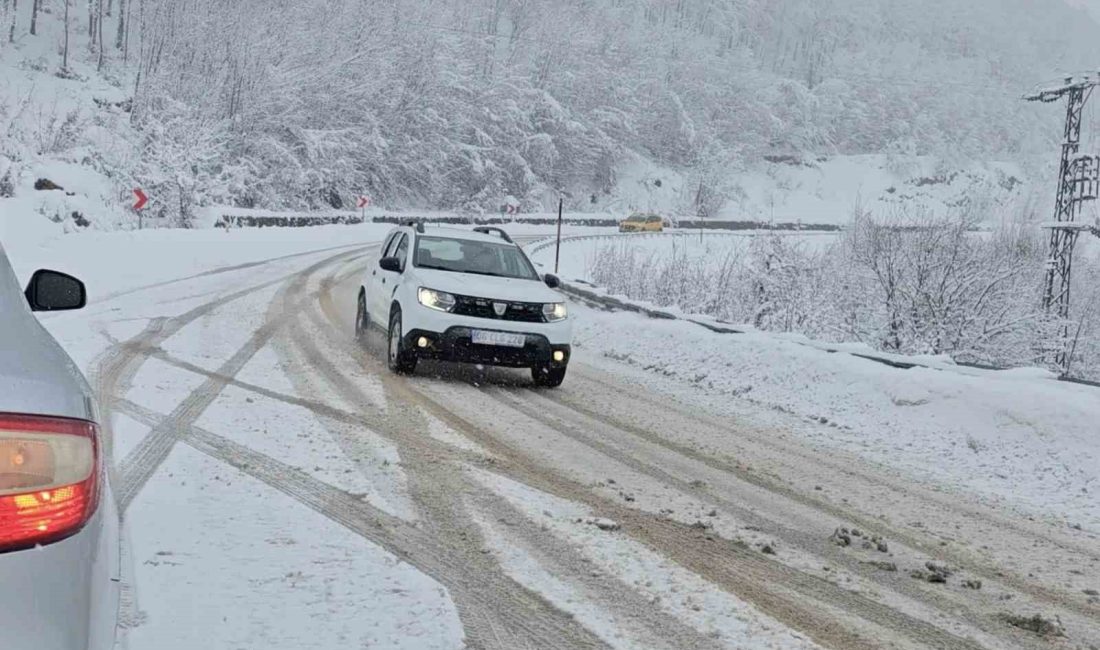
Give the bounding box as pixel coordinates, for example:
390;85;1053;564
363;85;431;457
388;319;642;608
462;270;511;278
418;264;524;279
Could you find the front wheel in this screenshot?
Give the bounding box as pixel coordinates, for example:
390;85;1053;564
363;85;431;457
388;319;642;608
532;364;567;388
387;309;418;374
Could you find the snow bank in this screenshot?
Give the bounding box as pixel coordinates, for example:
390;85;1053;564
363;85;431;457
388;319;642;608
573;305;1100;531
530;234;1100;531
2;223;394;302
722;155;1026;225
576;303;1100;532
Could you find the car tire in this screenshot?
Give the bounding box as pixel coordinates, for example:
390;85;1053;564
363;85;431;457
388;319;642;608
355;291;370;342
387;308;417;374
532;364;567;388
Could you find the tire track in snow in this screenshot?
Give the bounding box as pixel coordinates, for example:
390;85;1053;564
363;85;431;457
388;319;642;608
485;387;1067;650
92;261;333;451
467;487;729;650
113;396;600;648
87;246;374;635
109;340;487;467
307;266;956;649
281;297;610;650
95;242;363;304
107;248;370;512
546;368;1100;630
568;365;1100;561
399;377;989;650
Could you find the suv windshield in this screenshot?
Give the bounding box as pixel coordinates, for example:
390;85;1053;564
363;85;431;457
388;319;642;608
414;236;539;280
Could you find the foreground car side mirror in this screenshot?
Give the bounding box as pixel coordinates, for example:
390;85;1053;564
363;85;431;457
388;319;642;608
379;257;402;273
543;273;561;289
24;269;86;311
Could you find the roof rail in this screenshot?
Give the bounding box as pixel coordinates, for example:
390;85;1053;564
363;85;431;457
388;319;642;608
473;226;513;243
402;219;425;233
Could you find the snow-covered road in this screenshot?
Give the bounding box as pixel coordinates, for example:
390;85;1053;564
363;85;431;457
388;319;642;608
12;227;1100;649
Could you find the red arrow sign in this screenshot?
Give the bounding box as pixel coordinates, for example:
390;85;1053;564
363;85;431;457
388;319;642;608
356;195;371;209
132;188;148;211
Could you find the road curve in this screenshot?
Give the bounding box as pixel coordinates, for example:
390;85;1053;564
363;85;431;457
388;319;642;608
93;242;1100;650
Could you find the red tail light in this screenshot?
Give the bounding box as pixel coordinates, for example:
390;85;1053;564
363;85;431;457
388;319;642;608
0;414;100;553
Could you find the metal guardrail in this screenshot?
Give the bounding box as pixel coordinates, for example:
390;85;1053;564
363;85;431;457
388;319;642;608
218;213;842;231
219;214;624;228
220;214;371;228
525;229;834;258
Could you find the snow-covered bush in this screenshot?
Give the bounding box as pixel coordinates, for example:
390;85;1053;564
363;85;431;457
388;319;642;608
840;210;1047;362
587;208;1100;378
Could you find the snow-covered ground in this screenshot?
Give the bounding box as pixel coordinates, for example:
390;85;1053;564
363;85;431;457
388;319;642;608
592;153;1028;226
531;234;1100;533
4;221;1098;649
7;223;846;649
532;229;840;281
6;224;472;650
721;155;1026;225
0;9;137;233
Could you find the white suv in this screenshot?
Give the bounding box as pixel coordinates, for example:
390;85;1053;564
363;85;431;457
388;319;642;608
356;225;572;387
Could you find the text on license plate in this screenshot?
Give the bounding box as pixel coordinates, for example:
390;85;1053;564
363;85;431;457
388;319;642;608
471;330;526;348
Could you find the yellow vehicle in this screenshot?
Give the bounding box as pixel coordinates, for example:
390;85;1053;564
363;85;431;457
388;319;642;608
618;213;665;233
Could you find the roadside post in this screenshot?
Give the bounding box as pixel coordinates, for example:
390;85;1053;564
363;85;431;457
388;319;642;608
357;195;371;222
132;188;148;229
554;198;563;274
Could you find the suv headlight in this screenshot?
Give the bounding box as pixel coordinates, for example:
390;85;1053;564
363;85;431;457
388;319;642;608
418;287;456;312
543;302;567;322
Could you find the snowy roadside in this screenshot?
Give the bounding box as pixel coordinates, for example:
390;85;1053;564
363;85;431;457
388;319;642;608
3;225;467;650
530;236;1100;533
2;224;386;296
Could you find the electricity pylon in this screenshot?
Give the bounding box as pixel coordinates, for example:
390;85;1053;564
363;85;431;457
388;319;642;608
1024;74;1100;368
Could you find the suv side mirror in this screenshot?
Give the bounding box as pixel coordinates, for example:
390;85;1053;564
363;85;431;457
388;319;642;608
379;257;402;273
24;269;86;312
543;273;561;289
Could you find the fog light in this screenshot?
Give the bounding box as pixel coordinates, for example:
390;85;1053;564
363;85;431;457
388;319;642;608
553;350;566;363
417;337;430;348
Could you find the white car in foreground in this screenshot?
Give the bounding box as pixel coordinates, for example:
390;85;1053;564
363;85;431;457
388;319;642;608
0;243;119;650
356;225;573;386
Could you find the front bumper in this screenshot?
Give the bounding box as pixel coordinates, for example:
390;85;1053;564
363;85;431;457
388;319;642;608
404;299;572;346
406;327;571;368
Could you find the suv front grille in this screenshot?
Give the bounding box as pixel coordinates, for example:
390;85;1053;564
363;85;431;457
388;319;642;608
453;295;545;322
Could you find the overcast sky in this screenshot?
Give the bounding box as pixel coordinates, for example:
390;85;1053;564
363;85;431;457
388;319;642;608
1066;0;1100;21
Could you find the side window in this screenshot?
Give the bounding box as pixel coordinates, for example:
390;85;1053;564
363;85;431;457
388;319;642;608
394;234;410;271
647;216;661;223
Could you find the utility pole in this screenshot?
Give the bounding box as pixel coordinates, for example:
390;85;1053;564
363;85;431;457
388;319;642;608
1025;73;1100;369
554;197;563;275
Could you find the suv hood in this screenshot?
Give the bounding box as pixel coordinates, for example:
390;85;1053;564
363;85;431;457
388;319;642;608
412;267;563;303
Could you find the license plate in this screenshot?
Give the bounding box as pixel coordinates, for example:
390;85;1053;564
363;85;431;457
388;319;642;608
471;330;526;348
